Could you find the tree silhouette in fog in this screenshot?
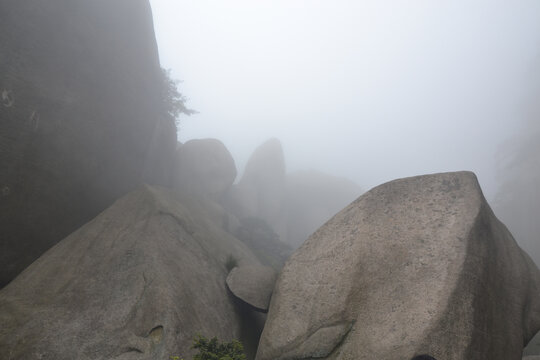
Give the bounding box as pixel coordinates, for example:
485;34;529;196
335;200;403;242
160;68;196;127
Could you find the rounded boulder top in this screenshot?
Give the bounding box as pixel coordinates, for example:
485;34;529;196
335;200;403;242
256;171;540;360
226;264;277;312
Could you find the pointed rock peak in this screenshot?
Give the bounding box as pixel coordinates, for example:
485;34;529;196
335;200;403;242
242;138;286;181
0;186;263;359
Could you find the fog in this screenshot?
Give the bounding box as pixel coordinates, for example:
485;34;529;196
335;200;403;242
2;1;540;355
150;0;540;201
149;1;540;260
494;66;540;264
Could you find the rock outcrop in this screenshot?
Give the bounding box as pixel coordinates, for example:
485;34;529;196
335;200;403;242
256;171;540;360
0;0;176;287
172;138;237;201
0;186;264;360
226;265;277;312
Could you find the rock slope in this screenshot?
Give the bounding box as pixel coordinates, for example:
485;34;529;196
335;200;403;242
0;186;263;360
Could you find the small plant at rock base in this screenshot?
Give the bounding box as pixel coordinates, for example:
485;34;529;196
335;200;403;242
191;335;246;360
225;254;238;272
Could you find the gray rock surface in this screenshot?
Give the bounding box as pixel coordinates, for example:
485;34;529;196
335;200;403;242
226;265;277;312
0;0;176;287
0;186;264;360
173;138;237;200
256;171;540;360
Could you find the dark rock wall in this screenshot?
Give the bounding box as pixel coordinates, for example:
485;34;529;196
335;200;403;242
0;0;176;287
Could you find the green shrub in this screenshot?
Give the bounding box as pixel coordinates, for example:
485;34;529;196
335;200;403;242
192;335;246;360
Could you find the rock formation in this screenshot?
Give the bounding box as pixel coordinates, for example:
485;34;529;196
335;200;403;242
256;171;540;360
226;265;277;312
225;139;362;249
228;138;287;233
0;186;264;360
172;138;237;201
0;0;176;287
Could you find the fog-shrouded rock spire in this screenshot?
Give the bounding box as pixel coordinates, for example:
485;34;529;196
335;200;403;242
224;138;362;249
230;138;287;227
256;171;540;360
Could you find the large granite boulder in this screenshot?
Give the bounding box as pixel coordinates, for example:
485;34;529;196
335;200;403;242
0;186;264;360
172;138;237;200
0;0;176;287
256;171;540;360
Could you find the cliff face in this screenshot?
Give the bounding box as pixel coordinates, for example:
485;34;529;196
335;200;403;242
0;0;176;286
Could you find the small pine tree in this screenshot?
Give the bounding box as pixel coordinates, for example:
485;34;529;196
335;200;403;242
191;335;246;360
159;68;196;127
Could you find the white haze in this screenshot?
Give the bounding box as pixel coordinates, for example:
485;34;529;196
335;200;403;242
149;0;540;201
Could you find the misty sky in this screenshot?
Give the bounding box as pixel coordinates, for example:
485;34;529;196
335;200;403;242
149;0;540;200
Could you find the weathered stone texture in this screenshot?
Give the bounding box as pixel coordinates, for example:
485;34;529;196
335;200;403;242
257;171;540;360
0;186;263;360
